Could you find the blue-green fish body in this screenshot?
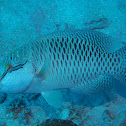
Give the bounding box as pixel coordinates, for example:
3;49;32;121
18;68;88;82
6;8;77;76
0;30;125;96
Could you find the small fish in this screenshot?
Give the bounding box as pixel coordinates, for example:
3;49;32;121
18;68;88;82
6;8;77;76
0;29;125;106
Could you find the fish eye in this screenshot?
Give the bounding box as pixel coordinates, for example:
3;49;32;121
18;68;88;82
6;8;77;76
0;64;12;82
6;64;12;71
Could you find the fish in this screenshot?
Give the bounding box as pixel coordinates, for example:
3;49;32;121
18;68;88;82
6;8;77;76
0;29;125;107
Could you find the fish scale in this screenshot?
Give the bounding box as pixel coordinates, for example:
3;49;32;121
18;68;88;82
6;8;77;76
26;29;125;94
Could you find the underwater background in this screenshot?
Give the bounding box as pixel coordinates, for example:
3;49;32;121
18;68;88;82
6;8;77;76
0;0;126;125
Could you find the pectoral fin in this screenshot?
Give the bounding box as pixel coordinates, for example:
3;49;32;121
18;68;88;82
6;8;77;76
35;59;51;81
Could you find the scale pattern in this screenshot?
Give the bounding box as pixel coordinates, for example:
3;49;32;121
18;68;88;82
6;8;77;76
29;30;125;93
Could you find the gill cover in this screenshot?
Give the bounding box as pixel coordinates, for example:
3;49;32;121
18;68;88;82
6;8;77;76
0;44;35;93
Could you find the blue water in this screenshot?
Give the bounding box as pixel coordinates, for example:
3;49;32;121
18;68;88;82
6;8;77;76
0;0;126;125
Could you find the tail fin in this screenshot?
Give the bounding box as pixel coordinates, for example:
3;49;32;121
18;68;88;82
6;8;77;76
115;46;126;97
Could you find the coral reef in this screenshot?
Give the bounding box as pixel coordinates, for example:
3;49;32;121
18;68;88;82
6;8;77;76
6;98;33;125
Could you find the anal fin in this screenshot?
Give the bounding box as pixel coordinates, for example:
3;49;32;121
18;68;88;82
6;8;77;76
41;90;64;108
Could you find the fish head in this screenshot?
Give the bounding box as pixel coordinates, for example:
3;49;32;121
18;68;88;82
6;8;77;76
0;55;35;93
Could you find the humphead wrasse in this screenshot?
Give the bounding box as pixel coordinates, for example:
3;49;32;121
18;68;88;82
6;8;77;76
0;29;125;107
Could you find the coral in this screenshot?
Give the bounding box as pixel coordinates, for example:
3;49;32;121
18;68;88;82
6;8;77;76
101;109;116;125
59;103;91;126
5;94;52;125
6;98;33;125
19;93;41;103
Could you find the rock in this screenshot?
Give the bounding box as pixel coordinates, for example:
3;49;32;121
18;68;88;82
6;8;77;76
102;110;115;120
59;109;70;120
0;93;7;104
38;119;77;126
115;111;126;126
102;109;115;126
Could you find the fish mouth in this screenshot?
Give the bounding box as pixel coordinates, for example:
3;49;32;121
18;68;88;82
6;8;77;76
0;61;27;82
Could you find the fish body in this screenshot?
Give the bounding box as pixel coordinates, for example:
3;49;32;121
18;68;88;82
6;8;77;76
0;29;125;95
